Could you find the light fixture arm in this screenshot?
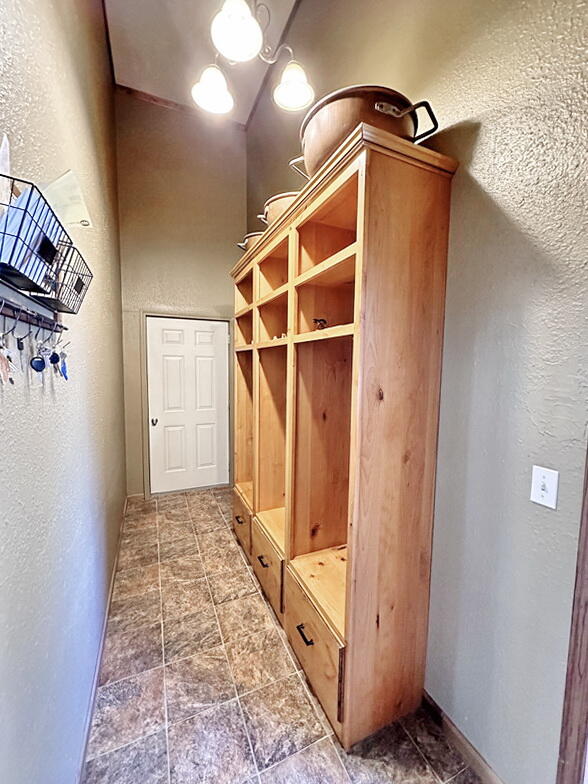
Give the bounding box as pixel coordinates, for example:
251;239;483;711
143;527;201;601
258;41;294;65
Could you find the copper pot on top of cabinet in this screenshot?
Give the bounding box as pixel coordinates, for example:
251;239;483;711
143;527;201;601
237;232;264;252
295;85;438;178
257;191;300;226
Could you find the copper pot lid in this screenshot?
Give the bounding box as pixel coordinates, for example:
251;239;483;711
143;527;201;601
263;191;299;208
300;84;414;140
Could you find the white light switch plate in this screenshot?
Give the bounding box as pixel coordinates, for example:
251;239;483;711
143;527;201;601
530;465;559;509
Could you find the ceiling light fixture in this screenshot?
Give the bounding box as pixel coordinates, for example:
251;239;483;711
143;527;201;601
273;59;314;111
211;0;263;63
191;1;315;116
191;65;234;114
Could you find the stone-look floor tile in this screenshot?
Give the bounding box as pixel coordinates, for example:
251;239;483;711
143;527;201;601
99;621;163;686
157;493;188;511
157;506;192;524
217;594;274;643
161;576;212;620
191;511;227;535
198;534;244;575
112;564;160;601
186;489;215;509
83;729;168;784
401;708;466;781
241;673;325;771
163;607;222;662
260;737;349;783
165;645;235;723
208;565;257;605
336;723;438;784
87;668;165;759
198;527;237;551
159;554;205;582
121;525;158;547
108;591;161;634
168;700;256;784
226;628;295;694
298;672;333;736
157;519;194;544
449;768;482;784
126;498;157;515
159;536;199;562
123;513;158;532
117;541;159;571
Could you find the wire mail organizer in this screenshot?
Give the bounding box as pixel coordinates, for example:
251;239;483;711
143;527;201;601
0;173;92;315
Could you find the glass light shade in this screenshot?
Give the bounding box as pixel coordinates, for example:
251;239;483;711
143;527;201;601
191;65;234;114
211;0;263;63
273;60;315;111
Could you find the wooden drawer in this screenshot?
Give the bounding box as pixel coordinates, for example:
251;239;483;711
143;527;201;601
285;568;345;733
252;518;284;619
232;488;251;557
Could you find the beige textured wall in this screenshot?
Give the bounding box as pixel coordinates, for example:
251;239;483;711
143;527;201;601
116;91;246;494
247;1;587;782
0;1;125;782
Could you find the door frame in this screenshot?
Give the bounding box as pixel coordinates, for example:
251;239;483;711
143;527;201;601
140;310;233;499
557;444;588;784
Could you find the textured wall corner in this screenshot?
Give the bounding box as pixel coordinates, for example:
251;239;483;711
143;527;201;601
245;1;588;782
115;90;246;495
0;1;126;782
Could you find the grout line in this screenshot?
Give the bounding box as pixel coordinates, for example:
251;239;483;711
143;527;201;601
443;766;471;783
86;727;163;763
186;497;260;779
155;496;173;784
399;722;446;784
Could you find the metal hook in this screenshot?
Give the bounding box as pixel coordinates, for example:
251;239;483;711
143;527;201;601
40;322;58;347
1;306;22;338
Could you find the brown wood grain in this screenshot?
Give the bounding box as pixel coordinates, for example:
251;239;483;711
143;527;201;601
557;448;588;784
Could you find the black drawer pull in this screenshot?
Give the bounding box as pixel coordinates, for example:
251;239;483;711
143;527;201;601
296;623;314;646
235;515;245;525
257;554;270;568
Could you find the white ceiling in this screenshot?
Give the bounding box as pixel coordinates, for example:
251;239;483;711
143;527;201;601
104;0;297;125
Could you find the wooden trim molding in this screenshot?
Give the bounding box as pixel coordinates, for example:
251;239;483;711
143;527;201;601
557;445;588;784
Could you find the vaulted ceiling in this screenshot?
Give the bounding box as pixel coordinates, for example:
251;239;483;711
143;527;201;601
104;0;298;125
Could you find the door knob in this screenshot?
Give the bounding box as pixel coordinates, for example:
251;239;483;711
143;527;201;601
151;418;158;426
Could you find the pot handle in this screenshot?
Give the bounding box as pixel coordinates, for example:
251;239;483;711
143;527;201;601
289;155;309;180
374;100;438;142
236;241;247;250
257;213;268;225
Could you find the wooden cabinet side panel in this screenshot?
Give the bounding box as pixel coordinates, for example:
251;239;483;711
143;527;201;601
343;151;453;746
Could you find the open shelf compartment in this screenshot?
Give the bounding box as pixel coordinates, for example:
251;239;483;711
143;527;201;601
235;351;254;508
235;268;253;312
291;334;352;559
258;290;288;343
297;173;358;275
257;344;287;553
258;238;288;300
235;310;253;347
295;245;356;335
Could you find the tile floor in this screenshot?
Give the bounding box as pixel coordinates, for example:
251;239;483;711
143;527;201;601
83;488;482;784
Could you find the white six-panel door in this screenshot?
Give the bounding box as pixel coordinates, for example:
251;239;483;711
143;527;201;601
146;316;229;494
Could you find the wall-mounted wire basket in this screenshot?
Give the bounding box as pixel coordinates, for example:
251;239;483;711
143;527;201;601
0;173;92;315
32;243;93;314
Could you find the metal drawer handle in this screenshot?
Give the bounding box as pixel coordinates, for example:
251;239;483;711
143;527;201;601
296;623;314;646
257;554;270;568
235;515;245;525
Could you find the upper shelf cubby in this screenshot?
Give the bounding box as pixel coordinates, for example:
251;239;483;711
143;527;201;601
235;268;253;313
258;239;289;299
297;173;358;275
